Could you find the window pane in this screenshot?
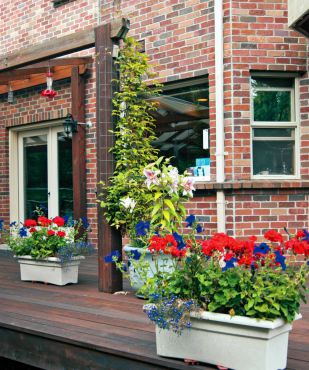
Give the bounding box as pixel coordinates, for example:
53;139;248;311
24;135;48;218
251;77;293;88
253;140;294;175
153;79;210;178
58;133;73;218
254;128;293;138
253;90;291;121
153;120;209;174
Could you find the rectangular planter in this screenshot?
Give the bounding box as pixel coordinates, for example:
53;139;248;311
156;311;300;370
17;255;85;286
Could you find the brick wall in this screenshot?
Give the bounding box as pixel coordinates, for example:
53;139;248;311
0;0;308;244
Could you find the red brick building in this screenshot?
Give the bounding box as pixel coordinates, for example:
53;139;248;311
0;0;308;253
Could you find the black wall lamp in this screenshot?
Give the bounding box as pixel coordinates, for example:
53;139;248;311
63;113;93;137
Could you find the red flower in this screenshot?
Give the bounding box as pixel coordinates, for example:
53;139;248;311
53;216;65;227
24;219;37;228
47;230;55;236
29;227;37;233
148;236;167;253
296;230;306;239
264;230;283;243
38;216;52;227
57;231;66;238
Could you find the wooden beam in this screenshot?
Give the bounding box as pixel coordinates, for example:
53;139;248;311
0;68;49;83
0;28;95;71
95;24;123;293
0;65;86;94
22;57;93;69
71;66;86;221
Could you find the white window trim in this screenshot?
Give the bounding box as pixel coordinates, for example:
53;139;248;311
250;76;300;180
9;121;64;223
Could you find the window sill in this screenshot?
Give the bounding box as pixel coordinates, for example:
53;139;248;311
194;180;309;191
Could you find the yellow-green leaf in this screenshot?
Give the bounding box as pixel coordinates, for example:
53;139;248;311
164;199;176;213
154;192;162;201
163;210;170;222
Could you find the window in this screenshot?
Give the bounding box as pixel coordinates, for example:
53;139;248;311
251;76;299;178
52;0;76;7
152;78;210;181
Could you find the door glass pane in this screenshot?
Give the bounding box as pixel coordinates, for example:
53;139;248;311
24;135;48;218
253;139;294;175
58;132;73;218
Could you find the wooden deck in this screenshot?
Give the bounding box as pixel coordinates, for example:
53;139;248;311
0;251;308;370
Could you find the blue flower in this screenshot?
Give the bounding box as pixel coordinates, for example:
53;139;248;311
135;221;150;237
81;217;90;229
130;249;142;260
9;221;17;227
185;215;196;227
19;227;27;238
104;250;120;263
196;224;203;233
0;219;4;231
275;251;286;271
172;232;186;250
122;263;128;272
254;242;270;255
222;257;238;271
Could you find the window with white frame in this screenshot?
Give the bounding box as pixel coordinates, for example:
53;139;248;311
251;76;298;177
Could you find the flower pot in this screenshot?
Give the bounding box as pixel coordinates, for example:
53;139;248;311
123;245;174;291
17;255;85;286
156;311;301;370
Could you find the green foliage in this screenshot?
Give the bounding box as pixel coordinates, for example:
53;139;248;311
99;37;161;238
144;157;194;233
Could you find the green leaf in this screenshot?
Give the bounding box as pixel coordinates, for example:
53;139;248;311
163;210;170;223
151;204;161;217
164;199;176;213
154;192;162;201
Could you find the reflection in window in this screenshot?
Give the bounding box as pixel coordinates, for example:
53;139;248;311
251;76;297;177
58;133;73;218
152;78;210;180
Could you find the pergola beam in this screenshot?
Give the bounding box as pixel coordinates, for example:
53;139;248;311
22;57;93;69
0;68;49;84
0;28;95;71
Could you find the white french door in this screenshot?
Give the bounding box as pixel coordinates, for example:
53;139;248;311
13;126;73;221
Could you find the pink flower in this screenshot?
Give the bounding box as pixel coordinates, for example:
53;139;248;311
143;168;160;188
181;177;195;197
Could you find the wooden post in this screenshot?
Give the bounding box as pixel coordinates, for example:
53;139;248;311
71;66;86;221
95;24;122;293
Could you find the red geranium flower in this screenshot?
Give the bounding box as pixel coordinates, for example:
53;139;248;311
24;219;37;228
53;216;65;227
264;230;283;243
47;230;55;236
38;216;52;227
57;231;66;238
29;227;37;233
296;230;306;239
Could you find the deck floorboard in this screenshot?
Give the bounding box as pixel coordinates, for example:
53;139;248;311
0;251;308;370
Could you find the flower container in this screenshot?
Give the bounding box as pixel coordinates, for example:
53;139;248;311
17;255;85;286
156;311;301;370
124;245;174;291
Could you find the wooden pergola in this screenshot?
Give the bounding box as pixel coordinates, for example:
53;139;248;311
0;20;127;293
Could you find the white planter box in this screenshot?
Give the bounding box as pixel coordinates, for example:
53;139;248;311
17;255;85;286
123;245;174;291
156;311;301;370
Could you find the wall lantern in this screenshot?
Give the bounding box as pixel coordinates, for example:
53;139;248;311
63;113;93;137
63;113;78;136
111;18;130;41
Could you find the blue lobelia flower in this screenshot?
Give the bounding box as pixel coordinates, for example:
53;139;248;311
130;249;142;260
253;242;270;255
19;227;27;238
135;221;150;237
81;217;90;229
222;257;238;271
196;224;203;233
172;232;186;250
0;219;4;231
185;214;196;227
274;250;286;271
104;250;120;263
9;221;17;227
